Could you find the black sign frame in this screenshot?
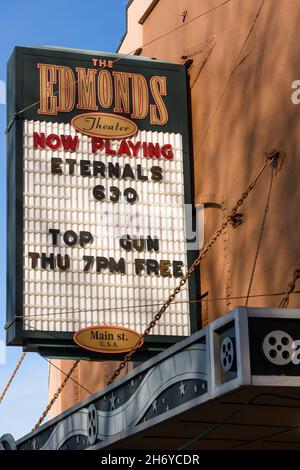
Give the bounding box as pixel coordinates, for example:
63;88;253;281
6;46;200;359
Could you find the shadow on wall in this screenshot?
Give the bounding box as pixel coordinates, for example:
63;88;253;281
141;0;300;320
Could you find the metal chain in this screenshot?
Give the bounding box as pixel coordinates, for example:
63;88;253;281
30;151;277;426
0;352;26;405
32;359;80;431
107;152;277;386
278;267;300;308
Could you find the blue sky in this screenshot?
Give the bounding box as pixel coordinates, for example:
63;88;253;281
0;0;126;440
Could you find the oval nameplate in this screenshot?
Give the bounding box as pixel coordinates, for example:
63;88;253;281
73;325;143;354
71;112;138;139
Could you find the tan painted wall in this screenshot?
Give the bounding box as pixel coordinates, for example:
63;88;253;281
49;0;300;416
119;0;154;53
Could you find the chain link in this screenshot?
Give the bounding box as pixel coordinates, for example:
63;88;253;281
0;352;26;405
30;152;275;424
32;360;80;430
278;267;300;308
106;154;275;386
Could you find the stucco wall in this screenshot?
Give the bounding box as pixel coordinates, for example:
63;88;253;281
49;0;300;416
120;0;300;321
118;0;154;54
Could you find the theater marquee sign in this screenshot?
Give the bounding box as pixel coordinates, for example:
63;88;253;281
6;46;199;358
